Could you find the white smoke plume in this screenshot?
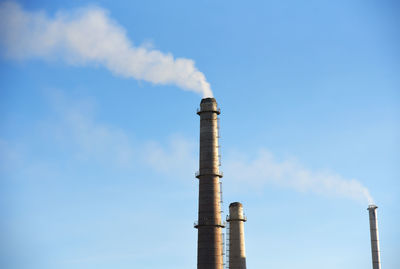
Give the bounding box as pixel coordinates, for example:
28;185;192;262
0;1;213;97
225;150;374;204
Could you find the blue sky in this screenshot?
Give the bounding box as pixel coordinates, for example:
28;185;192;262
0;1;399;269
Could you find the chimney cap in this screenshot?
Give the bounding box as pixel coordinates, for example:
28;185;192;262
200;97;217;104
198;97;220;115
229;202;243;207
368;204;378;210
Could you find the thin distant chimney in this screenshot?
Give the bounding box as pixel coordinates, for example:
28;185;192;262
368;204;381;269
227;202;247;269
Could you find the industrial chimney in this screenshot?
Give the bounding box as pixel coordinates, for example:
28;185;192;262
195;98;224;269
227;202;247;269
368;204;381;269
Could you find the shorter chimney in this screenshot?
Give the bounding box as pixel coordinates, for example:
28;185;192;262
227;202;247;269
368;204;381;269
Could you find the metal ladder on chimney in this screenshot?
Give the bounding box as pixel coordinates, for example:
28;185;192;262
220;180;225;268
221;232;226;268
217;114;226;268
225;220;230;269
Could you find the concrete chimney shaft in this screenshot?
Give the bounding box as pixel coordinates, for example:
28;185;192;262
195;98;224;269
368;205;381;269
227;202;247;269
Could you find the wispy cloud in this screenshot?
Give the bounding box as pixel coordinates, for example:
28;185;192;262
143;135;197;178
0;1;213;97
1;90;373;204
43;90;135;168
0;139;24;172
1;89;196;175
224;150;373;204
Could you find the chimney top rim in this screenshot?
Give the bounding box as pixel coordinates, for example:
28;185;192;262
229;202;243;207
201;97;217;104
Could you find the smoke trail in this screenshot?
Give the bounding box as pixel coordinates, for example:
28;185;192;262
0;1;213;97
225;150;374;204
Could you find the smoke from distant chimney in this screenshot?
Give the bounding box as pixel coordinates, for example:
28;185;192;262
0;1;213;97
225;150;374;205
